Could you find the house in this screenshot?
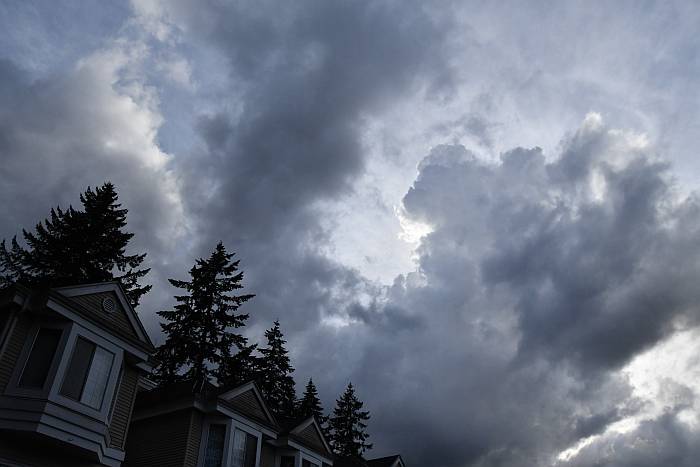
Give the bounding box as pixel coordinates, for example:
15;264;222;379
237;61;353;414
0;281;405;467
123;379;334;467
0;282;155;467
334;455;405;467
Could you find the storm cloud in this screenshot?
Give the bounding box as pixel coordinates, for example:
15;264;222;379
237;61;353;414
3;1;700;466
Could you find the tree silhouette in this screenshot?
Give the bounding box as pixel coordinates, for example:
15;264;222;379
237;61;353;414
297;378;330;437
216;341;260;388
329;382;372;457
258;320;296;416
0;182;151;306
154;242;254;388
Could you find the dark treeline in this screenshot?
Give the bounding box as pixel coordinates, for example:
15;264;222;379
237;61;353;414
0;182;372;459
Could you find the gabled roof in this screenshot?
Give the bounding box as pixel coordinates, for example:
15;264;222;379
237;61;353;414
281;415;333;458
53;281;153;348
336;455;406;467
367;455;405;467
218;380;278;429
4;282;154;356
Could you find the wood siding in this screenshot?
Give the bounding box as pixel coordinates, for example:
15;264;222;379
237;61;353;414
229;389;269;425
184;410;203;467
0;313;32;393
124;408;199;467
296;424;328;456
108;366;139;450
69;292;138;339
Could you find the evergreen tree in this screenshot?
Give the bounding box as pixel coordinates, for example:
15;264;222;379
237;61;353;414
258;320;296;417
216;342;260;388
297;378;330;437
155;242;254;388
329;382;372;457
0;183;150;306
297;378;324;419
152;338;186;388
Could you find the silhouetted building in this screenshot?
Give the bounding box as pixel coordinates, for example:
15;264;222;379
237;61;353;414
334;455;405;467
0;282;154;466
124;379;334;467
0;281;406;467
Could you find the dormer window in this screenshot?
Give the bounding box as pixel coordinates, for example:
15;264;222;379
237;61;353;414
60;337;114;410
18;327;62;389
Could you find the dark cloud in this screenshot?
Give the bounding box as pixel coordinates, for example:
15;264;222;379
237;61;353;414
304;116;700;466
163;0;455;338
4;2;700;467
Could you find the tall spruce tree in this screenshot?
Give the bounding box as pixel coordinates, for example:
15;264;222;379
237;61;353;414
0;182;150;306
155;242;254;388
329;382;372;457
297;378;324;419
216;342;260;388
297;378;330;437
258;320;296;417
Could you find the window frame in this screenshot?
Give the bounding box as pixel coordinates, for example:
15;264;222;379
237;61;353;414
50;323;123;421
6;321;70;398
198;416;263;467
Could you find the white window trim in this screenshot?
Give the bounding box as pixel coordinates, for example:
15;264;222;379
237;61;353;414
5;320;71;398
299;451;323;467
49;322;124;421
198;416;263;467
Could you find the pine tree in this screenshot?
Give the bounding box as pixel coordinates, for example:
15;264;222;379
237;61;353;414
329;382;372;457
216;342;260;388
155;242;254;388
0;183;151;306
258;320;296;417
297;378;330;437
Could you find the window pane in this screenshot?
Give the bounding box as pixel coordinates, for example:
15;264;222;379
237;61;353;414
80;346;113;409
60;338;95;400
244;433;257;467
19;328;62;389
203;424;226;467
231;428;247;467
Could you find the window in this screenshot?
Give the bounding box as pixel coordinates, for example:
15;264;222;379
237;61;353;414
280;456;295;467
60;337;114;410
231;428;257;467
18;328;62;389
302;461;320;467
203;424;226;467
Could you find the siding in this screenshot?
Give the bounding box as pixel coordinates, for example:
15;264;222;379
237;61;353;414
0;313;32;393
69;292;138;339
108;366;139;450
124;408;198;467
296;424;328;455
228;389;269;425
184;410;203;467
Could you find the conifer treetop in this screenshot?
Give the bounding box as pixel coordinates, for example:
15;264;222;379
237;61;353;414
330;382;372;457
155;242;255;388
0;182;151;306
259;319;297;417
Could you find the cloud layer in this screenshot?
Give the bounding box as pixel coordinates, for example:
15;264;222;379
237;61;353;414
3;1;700;466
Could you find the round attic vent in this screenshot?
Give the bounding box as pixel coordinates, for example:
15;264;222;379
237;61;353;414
102;297;117;313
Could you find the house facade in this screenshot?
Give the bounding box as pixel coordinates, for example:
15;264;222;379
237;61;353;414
0;282;154;467
0;281;405;467
124;380;334;467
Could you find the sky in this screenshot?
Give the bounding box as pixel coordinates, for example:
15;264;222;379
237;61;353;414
2;1;700;465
